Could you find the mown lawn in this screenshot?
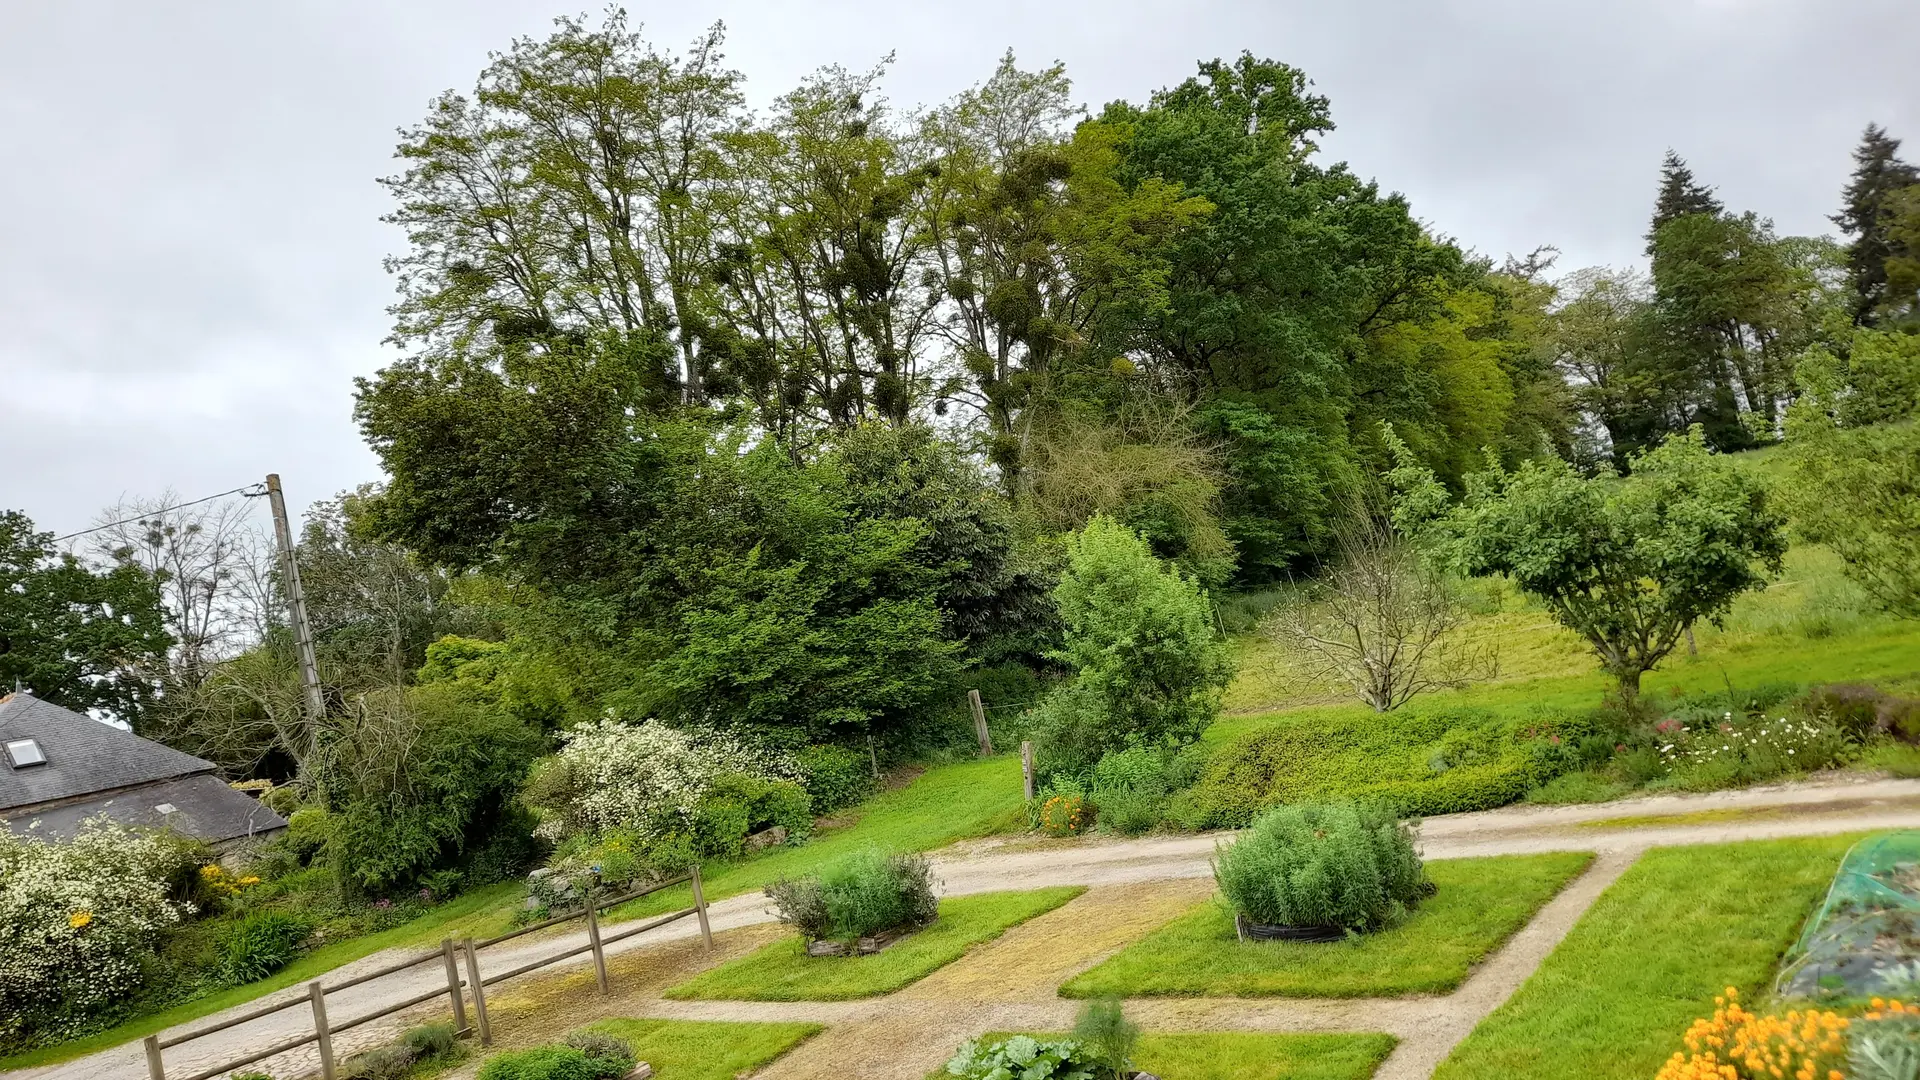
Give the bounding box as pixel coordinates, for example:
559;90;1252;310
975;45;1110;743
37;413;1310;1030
666;887;1083;1001
941;1032;1398;1080
1432;835;1854;1080
1061;853;1592;999
613;754;1028;920
580;1018;820;1080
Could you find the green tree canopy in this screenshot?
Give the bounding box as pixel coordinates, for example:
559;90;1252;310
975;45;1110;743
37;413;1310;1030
0;511;171;722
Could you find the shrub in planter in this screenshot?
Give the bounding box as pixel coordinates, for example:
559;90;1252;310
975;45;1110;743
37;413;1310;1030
766;849;938;947
477;1044;628;1080
215;910;311;985
1214;802;1431;935
561;1031;635;1076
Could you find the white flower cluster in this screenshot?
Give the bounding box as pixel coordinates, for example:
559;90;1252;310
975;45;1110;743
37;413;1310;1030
0;820;192;1043
527;719;792;843
1658;713;1839;767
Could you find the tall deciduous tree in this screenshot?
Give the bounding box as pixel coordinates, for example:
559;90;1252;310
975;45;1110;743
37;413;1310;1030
0;511;172;721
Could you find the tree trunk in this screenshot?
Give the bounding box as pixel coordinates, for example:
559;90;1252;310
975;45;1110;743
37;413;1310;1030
1616;666;1643;703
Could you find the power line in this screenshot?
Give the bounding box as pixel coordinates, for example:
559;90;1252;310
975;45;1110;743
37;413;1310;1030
50;483;269;544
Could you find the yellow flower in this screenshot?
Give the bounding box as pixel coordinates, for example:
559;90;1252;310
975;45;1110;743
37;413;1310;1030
69;910;93;929
237;876;261;886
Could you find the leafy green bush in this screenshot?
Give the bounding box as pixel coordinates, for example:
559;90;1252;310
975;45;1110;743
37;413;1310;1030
342;1043;414;1080
765;849;939;943
1034;516;1233;778
216;910;311;985
693;773;812;857
1083;745;1205;836
794;744;875;814
944;1035;1102;1080
1071;999;1139;1080
326;682;545;893
1214;802;1432;932
476;1045;621;1080
560;1030;634;1075
1179;706;1578;828
402;1021;460;1060
284;807;333;864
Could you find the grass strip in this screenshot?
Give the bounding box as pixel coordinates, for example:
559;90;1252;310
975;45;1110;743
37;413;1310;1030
581;1018;820;1080
938;1032;1397;1080
611;754;1028;921
1062;852;1593;999
666;887;1083;1001
1432;835;1855;1080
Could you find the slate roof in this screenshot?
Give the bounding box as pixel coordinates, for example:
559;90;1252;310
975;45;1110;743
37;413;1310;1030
0;692;214;810
4;772;287;845
0;692;287;845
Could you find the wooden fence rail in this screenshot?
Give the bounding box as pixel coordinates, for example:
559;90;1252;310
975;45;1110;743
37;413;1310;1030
141;867;712;1080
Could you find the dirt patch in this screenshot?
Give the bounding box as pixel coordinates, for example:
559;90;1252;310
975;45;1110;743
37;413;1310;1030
901;881;1215;1002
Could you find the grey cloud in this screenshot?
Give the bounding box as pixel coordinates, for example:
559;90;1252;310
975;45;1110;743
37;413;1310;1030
3;0;1915;535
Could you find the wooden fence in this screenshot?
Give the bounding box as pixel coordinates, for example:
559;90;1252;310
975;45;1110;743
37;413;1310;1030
142;867;714;1080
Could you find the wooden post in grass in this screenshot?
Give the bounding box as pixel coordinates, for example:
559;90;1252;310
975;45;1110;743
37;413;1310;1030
969;689;993;756
586;891;610;994
1020;741;1035;801
691;863;714;949
309;981;336;1080
440;938;468;1033
142;1035;165;1080
462;938;491;1046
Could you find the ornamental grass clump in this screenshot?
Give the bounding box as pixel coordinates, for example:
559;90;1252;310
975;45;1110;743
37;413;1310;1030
1213;802;1431;933
1653;986;1848;1080
765;849;938;945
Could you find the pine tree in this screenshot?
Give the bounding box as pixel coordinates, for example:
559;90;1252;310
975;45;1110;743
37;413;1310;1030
1645;150;1724;255
1833;124;1919;324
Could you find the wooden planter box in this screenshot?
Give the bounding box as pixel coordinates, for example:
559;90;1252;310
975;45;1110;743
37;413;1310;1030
1233;912;1347;944
804;924;920;957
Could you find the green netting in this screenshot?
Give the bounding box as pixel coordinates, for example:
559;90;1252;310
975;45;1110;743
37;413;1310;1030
1777;831;1920;1001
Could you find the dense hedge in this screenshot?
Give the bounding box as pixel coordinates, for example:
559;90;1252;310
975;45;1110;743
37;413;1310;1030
1176;706;1590;828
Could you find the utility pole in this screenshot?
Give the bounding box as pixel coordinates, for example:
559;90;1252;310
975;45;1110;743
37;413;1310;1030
264;474;325;728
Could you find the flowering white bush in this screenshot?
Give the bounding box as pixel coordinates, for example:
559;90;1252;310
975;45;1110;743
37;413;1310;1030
0;820;193;1045
523;719;794;843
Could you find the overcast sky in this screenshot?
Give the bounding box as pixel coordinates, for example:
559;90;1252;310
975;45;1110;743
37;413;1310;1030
3;0;1915;538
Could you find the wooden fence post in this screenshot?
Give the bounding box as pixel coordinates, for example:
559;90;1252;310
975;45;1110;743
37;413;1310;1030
1020;741;1035;801
690;864;714;949
969;689;993;756
441;938;468;1033
586;892;610;994
143;1034;165;1080
462;938;492;1046
309;981;336;1080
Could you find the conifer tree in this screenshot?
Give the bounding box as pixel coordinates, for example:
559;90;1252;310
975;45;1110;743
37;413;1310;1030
1832;124;1919;324
1645;150;1724;255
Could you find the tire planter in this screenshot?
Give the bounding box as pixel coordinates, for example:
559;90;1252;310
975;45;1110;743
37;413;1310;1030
1234;911;1347;944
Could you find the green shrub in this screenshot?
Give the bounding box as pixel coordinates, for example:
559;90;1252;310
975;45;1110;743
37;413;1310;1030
794;744;875;815
402;1021;460;1060
476;1046;614;1080
1180;706;1578;829
693;773;812;858
342;1043;414;1080
1214;802;1432;932
1071;999;1139;1080
944;1035;1103;1080
561;1030;634;1075
1035;516;1233;778
765;849;938;943
284;807;333;864
216;910;311;985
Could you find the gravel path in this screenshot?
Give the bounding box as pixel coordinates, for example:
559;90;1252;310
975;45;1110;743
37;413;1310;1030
20;774;1920;1080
